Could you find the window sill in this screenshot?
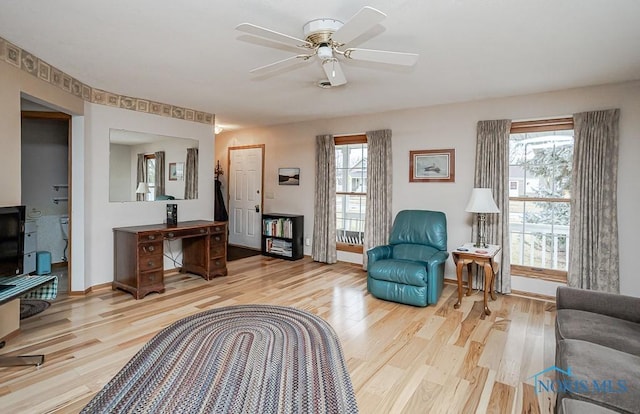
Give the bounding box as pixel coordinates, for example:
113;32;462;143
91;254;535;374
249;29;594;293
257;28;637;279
337;243;363;254
511;265;567;283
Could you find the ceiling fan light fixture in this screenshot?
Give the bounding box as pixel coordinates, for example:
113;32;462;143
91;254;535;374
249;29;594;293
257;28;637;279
317;44;333;61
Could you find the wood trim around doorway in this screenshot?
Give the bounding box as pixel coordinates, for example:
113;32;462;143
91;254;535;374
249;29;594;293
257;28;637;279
21;110;72;294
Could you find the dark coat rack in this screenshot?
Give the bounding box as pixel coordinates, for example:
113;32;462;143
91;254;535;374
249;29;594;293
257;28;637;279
214;160;228;221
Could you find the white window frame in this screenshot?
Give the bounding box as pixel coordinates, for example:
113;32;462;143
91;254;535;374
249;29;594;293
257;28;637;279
509;118;574;282
335;135;367;254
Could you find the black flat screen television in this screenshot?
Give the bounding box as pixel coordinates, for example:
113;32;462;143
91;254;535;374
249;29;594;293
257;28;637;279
0;205;26;278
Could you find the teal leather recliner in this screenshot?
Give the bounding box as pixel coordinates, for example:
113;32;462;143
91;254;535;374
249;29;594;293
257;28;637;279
367;210;448;307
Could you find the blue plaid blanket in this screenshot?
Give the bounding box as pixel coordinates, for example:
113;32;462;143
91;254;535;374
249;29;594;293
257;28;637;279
0;275;58;304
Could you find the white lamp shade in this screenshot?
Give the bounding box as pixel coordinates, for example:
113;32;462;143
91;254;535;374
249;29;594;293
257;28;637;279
135;182;148;194
465;188;500;213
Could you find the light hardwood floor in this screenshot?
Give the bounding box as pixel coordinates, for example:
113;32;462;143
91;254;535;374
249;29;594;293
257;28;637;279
0;256;557;413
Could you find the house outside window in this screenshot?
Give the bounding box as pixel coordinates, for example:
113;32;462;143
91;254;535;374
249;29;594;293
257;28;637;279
335;135;367;253
145;154;156;201
509;118;573;281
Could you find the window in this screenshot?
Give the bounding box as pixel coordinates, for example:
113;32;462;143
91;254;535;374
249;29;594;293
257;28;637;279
335;135;367;253
145;154;156;201
509;118;573;281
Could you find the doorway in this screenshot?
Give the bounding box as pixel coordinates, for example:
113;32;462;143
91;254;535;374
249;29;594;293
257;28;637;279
20;99;72;294
227;145;264;249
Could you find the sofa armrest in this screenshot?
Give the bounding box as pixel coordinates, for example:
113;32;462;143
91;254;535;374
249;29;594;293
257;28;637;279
556;286;640;323
366;245;393;269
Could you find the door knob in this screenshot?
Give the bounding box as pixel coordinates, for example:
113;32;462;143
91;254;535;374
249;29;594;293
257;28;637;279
255;205;260;213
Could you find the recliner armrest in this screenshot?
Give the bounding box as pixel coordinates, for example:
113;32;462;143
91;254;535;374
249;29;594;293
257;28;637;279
367;245;393;269
556;286;640;323
426;251;449;265
425;251;448;277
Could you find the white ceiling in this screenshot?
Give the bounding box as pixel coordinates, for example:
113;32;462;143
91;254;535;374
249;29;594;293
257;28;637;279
1;0;639;130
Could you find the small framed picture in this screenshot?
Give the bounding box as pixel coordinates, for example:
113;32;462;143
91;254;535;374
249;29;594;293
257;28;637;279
409;149;455;182
278;168;300;185
169;162;184;181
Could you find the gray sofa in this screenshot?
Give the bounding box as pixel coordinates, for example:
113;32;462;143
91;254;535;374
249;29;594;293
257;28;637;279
555;286;640;414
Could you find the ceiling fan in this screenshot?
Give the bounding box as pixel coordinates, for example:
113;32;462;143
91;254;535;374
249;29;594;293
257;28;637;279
236;6;419;87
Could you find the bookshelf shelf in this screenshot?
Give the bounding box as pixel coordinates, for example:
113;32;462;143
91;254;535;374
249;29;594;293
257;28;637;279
261;213;303;261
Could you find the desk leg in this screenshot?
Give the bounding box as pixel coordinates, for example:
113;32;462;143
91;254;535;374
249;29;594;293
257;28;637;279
454;260;465;309
483;262;494;315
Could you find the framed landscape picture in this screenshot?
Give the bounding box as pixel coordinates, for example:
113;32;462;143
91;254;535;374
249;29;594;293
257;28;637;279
409;149;455;182
169;162;184;181
278;168;300;185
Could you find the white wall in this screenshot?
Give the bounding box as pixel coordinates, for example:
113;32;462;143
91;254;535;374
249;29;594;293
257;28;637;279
109;143;131;202
216;81;640;297
70;115;85;292
84;103;215;288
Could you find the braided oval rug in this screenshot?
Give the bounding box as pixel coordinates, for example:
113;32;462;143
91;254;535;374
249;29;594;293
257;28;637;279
81;305;358;414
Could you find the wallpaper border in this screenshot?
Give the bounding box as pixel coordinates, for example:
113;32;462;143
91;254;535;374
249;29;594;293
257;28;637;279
0;36;214;125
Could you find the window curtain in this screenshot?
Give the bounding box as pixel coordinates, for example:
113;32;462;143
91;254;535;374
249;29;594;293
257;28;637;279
136;153;145;201
312;134;337;264
474;120;512;293
568;109;620;292
363;129;393;270
155;151;165;197
184;147;198;200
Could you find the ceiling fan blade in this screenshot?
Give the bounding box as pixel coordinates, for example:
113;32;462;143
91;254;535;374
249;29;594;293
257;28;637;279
331;6;386;45
344;48;419;66
321;59;347;86
250;55;312;75
236;23;312;48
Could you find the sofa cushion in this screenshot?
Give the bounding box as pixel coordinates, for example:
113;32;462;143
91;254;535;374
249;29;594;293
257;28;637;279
556;339;640;413
559;398;621;414
556;309;640;356
368;259;427;287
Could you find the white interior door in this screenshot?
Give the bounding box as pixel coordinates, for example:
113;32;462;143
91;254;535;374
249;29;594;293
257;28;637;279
228;146;263;249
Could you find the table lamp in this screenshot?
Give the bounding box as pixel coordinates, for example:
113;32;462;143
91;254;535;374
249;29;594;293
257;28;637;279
135;182;148;201
465;188;499;248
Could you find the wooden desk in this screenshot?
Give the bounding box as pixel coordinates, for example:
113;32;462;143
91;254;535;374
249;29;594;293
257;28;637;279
452;243;501;315
113;220;227;299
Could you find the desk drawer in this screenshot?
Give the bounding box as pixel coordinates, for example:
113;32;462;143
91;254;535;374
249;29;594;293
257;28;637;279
138;241;162;257
139;254;163;272
211;224;226;234
210;233;225;245
209;243;224;258
139;270;163;287
165;227;209;240
210;243;225;258
139;232;163;242
210;258;226;271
